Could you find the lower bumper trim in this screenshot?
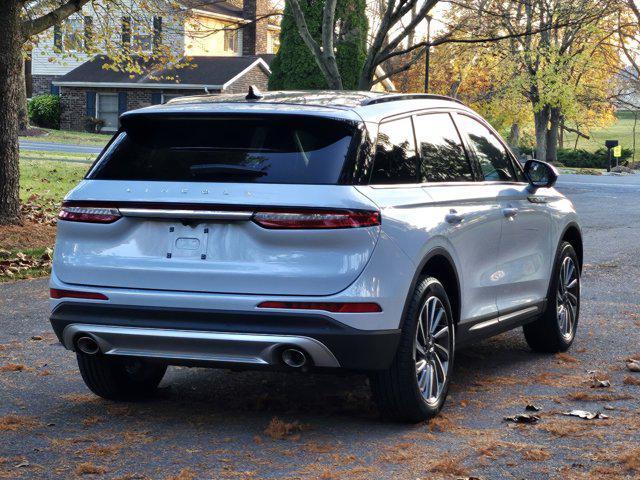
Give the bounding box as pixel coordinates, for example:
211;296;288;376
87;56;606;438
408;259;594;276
62;324;341;367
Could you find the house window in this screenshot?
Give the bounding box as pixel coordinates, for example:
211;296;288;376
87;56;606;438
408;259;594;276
122;16;155;53
96;94;119;131
267;31;280;54
133;19;153;52
223;29;238;53
54;16;84;52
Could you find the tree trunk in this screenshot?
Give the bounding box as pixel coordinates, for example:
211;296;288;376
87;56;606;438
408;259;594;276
546;107;561;163
18;59;29;132
508;123;520;148
0;1;23;225
533;105;550;161
633;111;638;163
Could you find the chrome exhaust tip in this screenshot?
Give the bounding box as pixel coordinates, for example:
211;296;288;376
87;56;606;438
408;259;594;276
281;348;307;368
76;336;100;355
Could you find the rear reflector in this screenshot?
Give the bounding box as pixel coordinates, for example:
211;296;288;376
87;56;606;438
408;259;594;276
50;289;109;300
252;210;380;229
257;301;382;313
58;206;121;224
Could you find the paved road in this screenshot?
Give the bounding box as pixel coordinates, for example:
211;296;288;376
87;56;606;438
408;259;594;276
20;140;103;155
1;176;639;479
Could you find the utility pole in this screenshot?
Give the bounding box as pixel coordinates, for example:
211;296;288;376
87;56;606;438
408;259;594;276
424;15;432;94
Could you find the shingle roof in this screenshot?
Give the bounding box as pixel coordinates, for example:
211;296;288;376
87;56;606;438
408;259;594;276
54;55;271;88
179;0;244;19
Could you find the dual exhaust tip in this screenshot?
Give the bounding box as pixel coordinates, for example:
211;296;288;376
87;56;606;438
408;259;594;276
76;336;100;355
281;348;307;368
76;336;310;368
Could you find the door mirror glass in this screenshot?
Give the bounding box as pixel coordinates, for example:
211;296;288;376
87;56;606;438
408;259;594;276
524;160;558;188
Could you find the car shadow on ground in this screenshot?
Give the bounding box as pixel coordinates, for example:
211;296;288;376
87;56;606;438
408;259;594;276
52;330;545;429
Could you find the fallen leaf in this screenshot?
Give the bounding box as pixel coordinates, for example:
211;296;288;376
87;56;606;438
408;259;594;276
504;414;540;424
626;360;640;372
562;410;609;420
590;379;611;388
15;461;30;468
525;404;542;412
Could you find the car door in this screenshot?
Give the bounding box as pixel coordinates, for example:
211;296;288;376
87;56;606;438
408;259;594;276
455;113;553;320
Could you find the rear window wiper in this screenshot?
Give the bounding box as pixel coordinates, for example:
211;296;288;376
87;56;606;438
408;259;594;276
189;164;267;177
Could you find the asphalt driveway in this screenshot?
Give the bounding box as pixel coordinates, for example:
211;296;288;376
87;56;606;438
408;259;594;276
1;174;639;479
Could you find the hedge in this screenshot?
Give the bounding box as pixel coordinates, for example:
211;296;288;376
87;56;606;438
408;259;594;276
28;94;61;129
520;148;634;169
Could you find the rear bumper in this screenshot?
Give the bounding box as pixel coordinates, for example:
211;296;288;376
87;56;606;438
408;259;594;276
50;303;400;371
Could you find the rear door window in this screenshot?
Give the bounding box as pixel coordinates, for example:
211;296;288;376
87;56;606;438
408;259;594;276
414;113;473;182
370;117;418;184
87;116;356;184
456;115;520;182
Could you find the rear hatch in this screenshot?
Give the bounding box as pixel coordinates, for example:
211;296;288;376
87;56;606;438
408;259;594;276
54;110;380;296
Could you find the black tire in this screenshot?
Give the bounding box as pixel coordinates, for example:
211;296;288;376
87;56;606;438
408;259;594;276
370;277;455;423
76;353;167;401
523;242;580;353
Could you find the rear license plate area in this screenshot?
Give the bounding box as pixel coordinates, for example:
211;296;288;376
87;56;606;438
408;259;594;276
166;224;210;260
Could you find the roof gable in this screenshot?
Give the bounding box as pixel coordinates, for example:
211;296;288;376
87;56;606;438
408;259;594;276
54;55;271;89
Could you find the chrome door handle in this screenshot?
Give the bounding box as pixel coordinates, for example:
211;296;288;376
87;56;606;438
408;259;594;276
445;210;464;224
502;207;518;218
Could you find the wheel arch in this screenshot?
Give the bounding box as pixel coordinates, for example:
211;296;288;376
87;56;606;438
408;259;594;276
560;222;583;271
401;248;462;328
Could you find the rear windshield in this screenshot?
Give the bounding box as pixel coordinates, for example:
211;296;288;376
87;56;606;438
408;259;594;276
87;116;356;184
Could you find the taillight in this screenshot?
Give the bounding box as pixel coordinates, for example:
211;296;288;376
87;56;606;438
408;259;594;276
58;206;121;224
50;289;109;300
257;301;382;313
252;210;380;229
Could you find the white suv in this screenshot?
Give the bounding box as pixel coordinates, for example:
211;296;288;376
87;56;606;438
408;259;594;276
49;90;582;422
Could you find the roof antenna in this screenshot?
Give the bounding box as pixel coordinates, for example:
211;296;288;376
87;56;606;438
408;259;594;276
246;85;263;100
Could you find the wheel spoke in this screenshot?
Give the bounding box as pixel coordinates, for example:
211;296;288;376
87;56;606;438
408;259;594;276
566;291;578;306
566;262;575;285
434;326;449;340
433;353;446;384
418;307;428;346
430;362;439;399
430;308;444;335
567;302;575;331
428;299;436;332
416;359;427;374
425;365;434;397
566;279;578;290
434;342;449;361
558;307;566;333
416;342;427;357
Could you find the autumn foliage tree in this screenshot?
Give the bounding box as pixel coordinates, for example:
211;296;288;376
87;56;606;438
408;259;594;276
394;0;624;161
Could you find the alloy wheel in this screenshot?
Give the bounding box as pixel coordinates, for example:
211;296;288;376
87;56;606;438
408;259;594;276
415;296;451;405
556;256;579;340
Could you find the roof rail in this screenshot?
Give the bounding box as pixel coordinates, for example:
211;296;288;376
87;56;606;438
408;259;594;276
362;93;465;106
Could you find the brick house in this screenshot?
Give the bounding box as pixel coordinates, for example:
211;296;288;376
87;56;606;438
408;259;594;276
29;0;279;131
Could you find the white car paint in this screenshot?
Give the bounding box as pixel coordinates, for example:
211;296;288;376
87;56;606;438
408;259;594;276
49;92;580;367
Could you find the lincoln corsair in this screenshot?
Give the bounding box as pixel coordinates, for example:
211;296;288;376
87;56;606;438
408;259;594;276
49;90;582;422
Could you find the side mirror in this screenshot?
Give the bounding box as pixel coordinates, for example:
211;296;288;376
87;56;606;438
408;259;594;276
524;160;558;189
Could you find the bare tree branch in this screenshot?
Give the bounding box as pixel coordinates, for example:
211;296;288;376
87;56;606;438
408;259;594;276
22;0;92;38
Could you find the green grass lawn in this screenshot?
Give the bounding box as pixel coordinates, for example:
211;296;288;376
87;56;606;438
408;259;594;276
19;128;110;147
20;154;90;207
563;110;640;154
